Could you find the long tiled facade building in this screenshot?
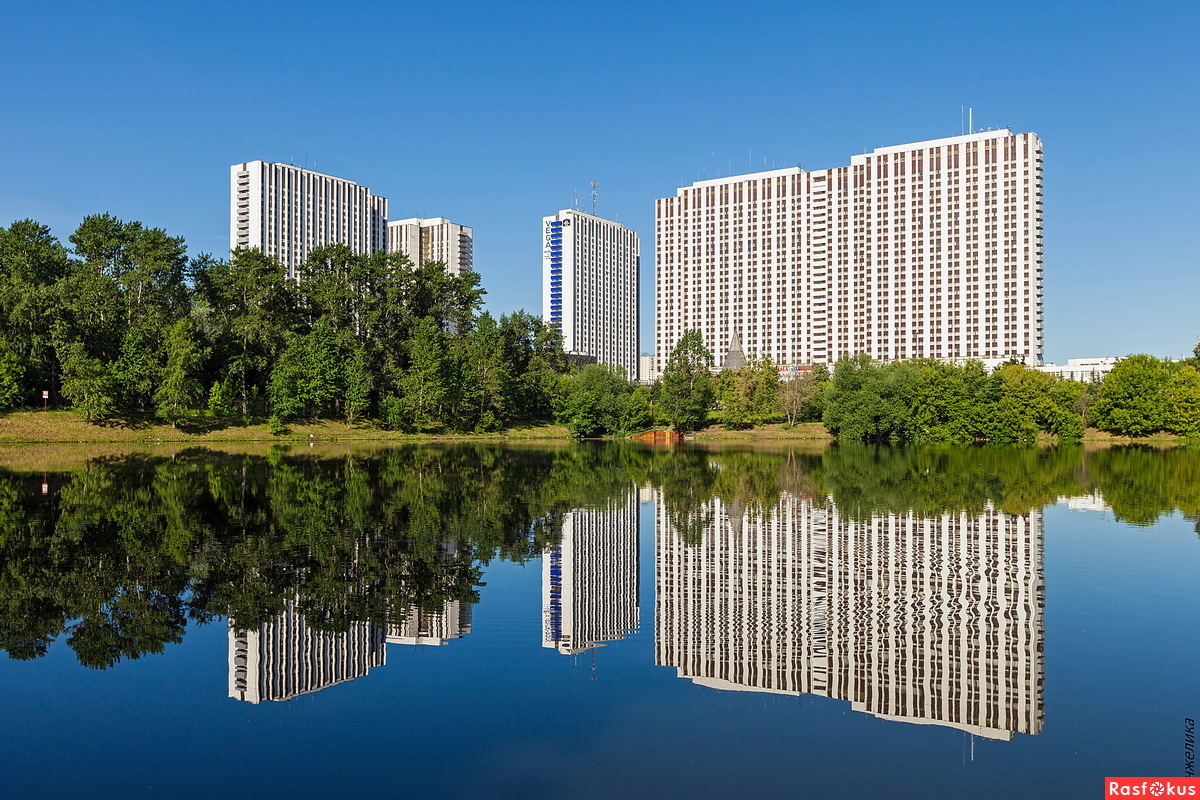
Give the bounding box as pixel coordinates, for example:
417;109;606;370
655;129;1044;372
655;494;1045;740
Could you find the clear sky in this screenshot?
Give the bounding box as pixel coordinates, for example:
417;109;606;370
2;0;1196;363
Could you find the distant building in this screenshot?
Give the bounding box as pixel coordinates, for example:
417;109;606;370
542;487;640;655
1035;356;1119;383
543;209;640;380
388;217;474;276
638;355;654;384
230;160;388;279
655;129;1045;376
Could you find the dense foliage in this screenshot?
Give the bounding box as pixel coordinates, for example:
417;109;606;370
0;217;573;432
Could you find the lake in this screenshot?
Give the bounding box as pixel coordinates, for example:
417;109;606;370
1;442;1197;798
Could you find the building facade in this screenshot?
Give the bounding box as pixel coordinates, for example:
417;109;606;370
655;493;1045;740
654;130;1044;374
230;160;388;279
543;210;640;380
542;488;640;655
388;217;474;276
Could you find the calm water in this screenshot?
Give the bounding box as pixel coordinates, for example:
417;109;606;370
0;443;1197;799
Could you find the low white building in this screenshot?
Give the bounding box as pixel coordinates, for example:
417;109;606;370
1035;357;1120;383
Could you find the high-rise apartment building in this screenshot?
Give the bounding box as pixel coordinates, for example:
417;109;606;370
654;493;1045;740
230;160;388;279
655;129;1043;373
542;488;640;655
543;210;640;380
388;217;474;276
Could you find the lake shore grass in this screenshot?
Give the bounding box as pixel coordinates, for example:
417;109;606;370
1;411;1191;453
0;410;571;445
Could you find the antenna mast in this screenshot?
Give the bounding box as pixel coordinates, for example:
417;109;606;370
590;180;598;215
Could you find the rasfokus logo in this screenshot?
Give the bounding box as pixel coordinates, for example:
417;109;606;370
1106;778;1200;796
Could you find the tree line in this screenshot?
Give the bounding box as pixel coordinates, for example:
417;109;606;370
643;332;1200;441
0;216;573;432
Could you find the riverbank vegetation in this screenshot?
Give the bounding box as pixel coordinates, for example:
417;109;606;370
3;217;1197;442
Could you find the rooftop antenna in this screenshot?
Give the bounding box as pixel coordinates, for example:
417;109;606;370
590;179;598;215
573;187;580;211
969;107;974;134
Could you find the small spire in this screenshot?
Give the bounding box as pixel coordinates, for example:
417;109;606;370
722;330;745;371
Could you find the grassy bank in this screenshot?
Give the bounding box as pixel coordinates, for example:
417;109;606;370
0;410;571;445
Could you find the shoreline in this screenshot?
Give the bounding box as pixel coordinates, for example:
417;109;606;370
0;411;1192;448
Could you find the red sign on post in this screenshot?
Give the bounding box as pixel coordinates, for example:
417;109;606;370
42;390;49;411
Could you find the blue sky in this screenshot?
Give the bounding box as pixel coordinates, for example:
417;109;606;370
2;0;1196;362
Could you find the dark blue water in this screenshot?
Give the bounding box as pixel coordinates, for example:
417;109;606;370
0;444;1196;799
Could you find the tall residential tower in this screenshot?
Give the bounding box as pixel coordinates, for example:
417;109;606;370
543;210;640;380
230;160;388;279
388;217;474;276
654;129;1043;373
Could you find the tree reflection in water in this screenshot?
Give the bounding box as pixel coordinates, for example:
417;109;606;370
0;442;1196;709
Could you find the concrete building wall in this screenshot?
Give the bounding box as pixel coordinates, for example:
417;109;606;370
654;130;1044;375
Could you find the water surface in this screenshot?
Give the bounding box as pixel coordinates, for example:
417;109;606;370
1;443;1197;798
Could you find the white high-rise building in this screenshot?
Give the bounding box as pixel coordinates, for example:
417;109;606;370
542;210;640;380
388;217;474;276
655;130;1044;373
230;160;388;279
654;493;1045;740
542;488;640;655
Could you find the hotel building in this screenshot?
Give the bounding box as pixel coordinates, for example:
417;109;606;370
654;129;1044;373
543;210;640;380
388;217;474;276
230;160;388;279
542;488;640;655
655;493;1044;740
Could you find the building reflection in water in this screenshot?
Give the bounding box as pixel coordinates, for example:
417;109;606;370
655;494;1045;741
542;487;640;655
228;599;473;704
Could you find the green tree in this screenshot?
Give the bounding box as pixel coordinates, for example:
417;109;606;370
397;317;450;430
0;339;21;409
659;330;714;432
58;342;117;421
1165;365;1200;437
154;318;209;427
460;313;510;432
779;364;829;426
621;385;654;432
195;247;298;416
558;364;634;438
1089;354;1175;435
0;220;71;398
821;355;920;442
